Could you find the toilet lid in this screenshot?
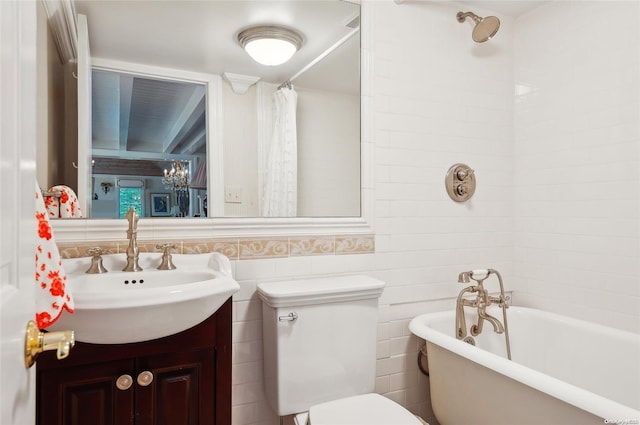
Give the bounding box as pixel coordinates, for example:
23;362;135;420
309;393;423;425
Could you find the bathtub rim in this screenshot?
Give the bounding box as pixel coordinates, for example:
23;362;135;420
409;306;640;421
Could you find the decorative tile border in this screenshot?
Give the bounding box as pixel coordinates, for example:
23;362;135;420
238;238;290;259
290;236;335;256
183;239;239;259
336;235;376;254
57;234;375;260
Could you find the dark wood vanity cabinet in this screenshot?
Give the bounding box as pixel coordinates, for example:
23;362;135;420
37;299;232;425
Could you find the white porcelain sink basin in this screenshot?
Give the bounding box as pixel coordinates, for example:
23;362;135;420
48;252;239;344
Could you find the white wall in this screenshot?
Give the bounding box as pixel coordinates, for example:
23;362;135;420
512;1;640;331
231;2;639;425
223;82;260;216
257;82;361;217
297;86;360;217
364;0;515;420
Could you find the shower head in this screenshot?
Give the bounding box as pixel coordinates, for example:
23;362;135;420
457;11;500;43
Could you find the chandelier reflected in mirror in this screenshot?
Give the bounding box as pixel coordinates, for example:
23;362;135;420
162;160;190;217
162;161;190;191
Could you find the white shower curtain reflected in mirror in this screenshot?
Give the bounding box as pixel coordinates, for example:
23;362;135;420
261;87;298;217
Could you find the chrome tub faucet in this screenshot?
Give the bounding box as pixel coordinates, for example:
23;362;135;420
123;207;142;272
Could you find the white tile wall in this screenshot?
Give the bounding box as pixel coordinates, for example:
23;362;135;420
512;1;640;332
231;2;639;424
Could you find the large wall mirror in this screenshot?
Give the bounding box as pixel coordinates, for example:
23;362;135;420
44;0;373;239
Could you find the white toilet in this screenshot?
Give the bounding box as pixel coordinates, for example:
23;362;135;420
257;275;424;425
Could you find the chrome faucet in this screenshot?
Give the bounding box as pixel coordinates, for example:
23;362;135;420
123;207;142;272
455;268;511;359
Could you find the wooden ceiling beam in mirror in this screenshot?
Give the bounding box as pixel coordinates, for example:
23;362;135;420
92;158;165;177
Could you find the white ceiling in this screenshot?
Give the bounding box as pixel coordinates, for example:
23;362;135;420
393;1;545;17
459;1;545;16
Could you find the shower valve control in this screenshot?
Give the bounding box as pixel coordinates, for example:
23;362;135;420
445;163;476;202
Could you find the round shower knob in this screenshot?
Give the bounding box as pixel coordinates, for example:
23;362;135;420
456;169;469;180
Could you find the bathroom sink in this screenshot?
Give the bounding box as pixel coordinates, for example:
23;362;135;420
48;252;239;344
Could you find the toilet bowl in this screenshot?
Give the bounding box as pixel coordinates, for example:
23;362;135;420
257;276;425;425
296;393;423;425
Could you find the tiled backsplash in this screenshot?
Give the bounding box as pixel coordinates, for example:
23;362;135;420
57;234;375;259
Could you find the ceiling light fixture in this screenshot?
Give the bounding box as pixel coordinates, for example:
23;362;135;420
238;25;303;66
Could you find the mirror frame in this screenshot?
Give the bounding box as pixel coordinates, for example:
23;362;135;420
51;2;373;241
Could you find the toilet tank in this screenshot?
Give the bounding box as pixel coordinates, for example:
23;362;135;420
258;275;385;417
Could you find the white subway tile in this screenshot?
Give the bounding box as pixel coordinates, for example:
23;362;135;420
375;375;390;395
376;340;390;360
232;381;265;405
376;355;406;377
232;403;256;425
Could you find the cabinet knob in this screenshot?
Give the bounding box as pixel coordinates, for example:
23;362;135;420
137;371;154;387
116;374;133;390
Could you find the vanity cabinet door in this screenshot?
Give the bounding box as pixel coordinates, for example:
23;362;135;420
37;299;231;425
38;358;135;425
135;348;216;425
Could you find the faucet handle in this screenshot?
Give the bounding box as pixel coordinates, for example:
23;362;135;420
87;247;111;257
156;244;176;270
86;247;110;274
494;294;511;308
155;243;176;253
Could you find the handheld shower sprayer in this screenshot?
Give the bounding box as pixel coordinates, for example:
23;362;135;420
458;269;490;283
457;271;471;283
470;269;490;282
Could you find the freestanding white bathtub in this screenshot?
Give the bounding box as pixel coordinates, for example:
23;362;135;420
409;306;640;425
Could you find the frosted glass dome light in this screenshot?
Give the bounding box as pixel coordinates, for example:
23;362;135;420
244;38;297;66
238;25;302;66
